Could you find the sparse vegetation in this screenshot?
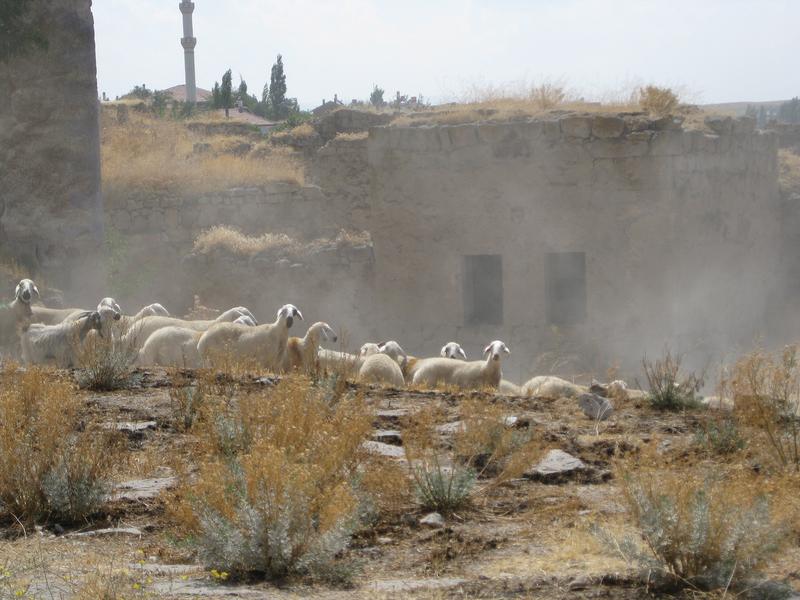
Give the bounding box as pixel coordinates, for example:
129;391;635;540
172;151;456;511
695;416;746;456
726;345;800;471
0;365;117;526
74;323;137;391
175;376;374;580
637;85;680;117
615;467;790;591
641;350;702;411
779;149;800;192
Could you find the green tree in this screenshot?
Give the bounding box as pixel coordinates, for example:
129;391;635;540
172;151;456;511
152;89;169;116
211;82;221;108
268;54;287;118
758;105;767;128
237;77;248;102
0;0;48;62
220;69;233;117
778;97;800;124
370;85;385;107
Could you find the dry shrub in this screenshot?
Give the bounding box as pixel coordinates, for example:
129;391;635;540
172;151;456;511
192;225;371;260
779;149;800;192
0;365;117;525
614;466;791;591
404;407;476;513
176;376;374;580
454;397;536;481
101;112;304;192
725;345;800;471
641;350;702;411
637;85;680;117
75;323;138;390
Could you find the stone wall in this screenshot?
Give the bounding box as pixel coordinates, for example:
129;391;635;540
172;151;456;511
312;112;781;379
0;0;103;299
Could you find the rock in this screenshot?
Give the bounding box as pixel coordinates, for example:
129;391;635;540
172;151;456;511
102;421;157;439
705;115;734;135
560;116;592;139
70;527;143;538
419;512;445;528
525;449;588;482
436;420;464;435
110;476;177;501
373;429;403;445
377;536;393;545
591;116;625;138
578;393;614;421
503;415;518;427
362;440;407;460
369;578;467;593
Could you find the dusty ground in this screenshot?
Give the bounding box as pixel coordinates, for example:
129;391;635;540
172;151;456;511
1;369;798;600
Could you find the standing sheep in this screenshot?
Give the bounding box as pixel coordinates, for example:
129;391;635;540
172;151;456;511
21;311;103;368
282;321;337;374
0;279;37;350
412;340;510;390
358;353;405;387
137;326;203;368
197;304;302;370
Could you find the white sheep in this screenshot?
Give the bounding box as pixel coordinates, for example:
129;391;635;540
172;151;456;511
121;306;256;350
283;321;337;374
359;342;381;357
521;375;586;399
412;340;510;390
21;311;103;368
197;304;302;370
137;326;203;369
318;348;362;378
0;279;37;349
232;315;257;327
440;342;467;360
358;353;405;387
498;380;523;395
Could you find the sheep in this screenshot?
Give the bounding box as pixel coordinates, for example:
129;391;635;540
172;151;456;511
137;326;203;368
31;303;90;325
318;348;362;378
359;342;381;357
0;279;37;349
232;315;257;327
121;306;256;350
521;375;586;399
21;311;103;368
411;340;510;390
498;380;523;396
358;353;405;387
197;304;302;370
440;342;467;360
282;322;337;374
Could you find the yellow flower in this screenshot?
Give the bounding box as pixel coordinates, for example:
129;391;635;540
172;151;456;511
14;591;25;598
132;582;141;590
220;572;229;581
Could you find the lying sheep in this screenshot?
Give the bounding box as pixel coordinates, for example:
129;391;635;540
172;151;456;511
358;353;405;387
137;326;203;369
318;348;362;378
412;340;510;390
522;375;586;399
498;380;523;396
197;304;302;370
440;342;467;360
0;279;37;349
21;311;103;368
283;321;337;374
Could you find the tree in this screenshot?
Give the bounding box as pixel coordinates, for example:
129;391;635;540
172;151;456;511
0;0;48;62
220;69;233;117
758;105;767;128
211;82;221;108
778;97;800;124
370;85;385;107
268;54;287;118
152;90;169;116
237;77;248;102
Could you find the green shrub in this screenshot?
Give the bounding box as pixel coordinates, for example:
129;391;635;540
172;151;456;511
641;350;702;411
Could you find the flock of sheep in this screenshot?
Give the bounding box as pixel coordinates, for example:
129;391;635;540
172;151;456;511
2;278;628;397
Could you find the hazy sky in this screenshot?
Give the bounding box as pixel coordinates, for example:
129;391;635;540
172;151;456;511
93;0;799;109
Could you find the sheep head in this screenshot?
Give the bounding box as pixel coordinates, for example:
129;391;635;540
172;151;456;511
15;279;39;304
144;303;170;317
360;342;380;357
440;342;467;360
309;322;337;344
483;340;510;362
76;311;104;339
277;304;303;328
379;340;407;366
97;297;122;315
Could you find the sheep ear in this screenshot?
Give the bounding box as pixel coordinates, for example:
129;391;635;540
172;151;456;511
503;345;510;355
294;308;303;320
440;346;447;357
32;285;40;298
483;345;492;356
75;311;92;320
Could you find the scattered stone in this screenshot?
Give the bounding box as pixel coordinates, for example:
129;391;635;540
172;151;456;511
130;563;200;575
503;415;518;427
102;421;157;439
377;536;393;545
375;408;409;424
373;429;402;445
369;578;467;593
362;440;406;460
419;512;445;528
111;476;177;501
525;449;588;483
70;527;143;538
152;580;263;597
578;393;614;421
436;420;464;435
253;376;277;386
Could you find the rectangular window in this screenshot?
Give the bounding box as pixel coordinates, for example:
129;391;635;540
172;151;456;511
464;255;503;325
546;252;586;325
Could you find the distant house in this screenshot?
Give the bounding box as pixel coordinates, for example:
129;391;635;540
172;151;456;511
164;84;212;102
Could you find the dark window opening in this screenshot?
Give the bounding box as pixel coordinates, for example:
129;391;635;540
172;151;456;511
464;255;503;325
546;252;586;325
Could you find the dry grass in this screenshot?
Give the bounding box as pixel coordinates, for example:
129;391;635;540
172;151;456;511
0;365;118;526
192;225;371;259
75;324;138;391
271;122;316;140
334;131;369;142
724;345;800;471
173;375;378;579
779;149;800;192
101;111;304;192
637;85;680;117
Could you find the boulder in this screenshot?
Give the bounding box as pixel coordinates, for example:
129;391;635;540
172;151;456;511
591;116;625;139
525;449;592;483
578;393;614;421
560;116;592;139
362;440;406;460
419;512;445;528
704;115;734;136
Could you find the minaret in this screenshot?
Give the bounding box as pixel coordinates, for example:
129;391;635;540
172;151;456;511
179;1;197;103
